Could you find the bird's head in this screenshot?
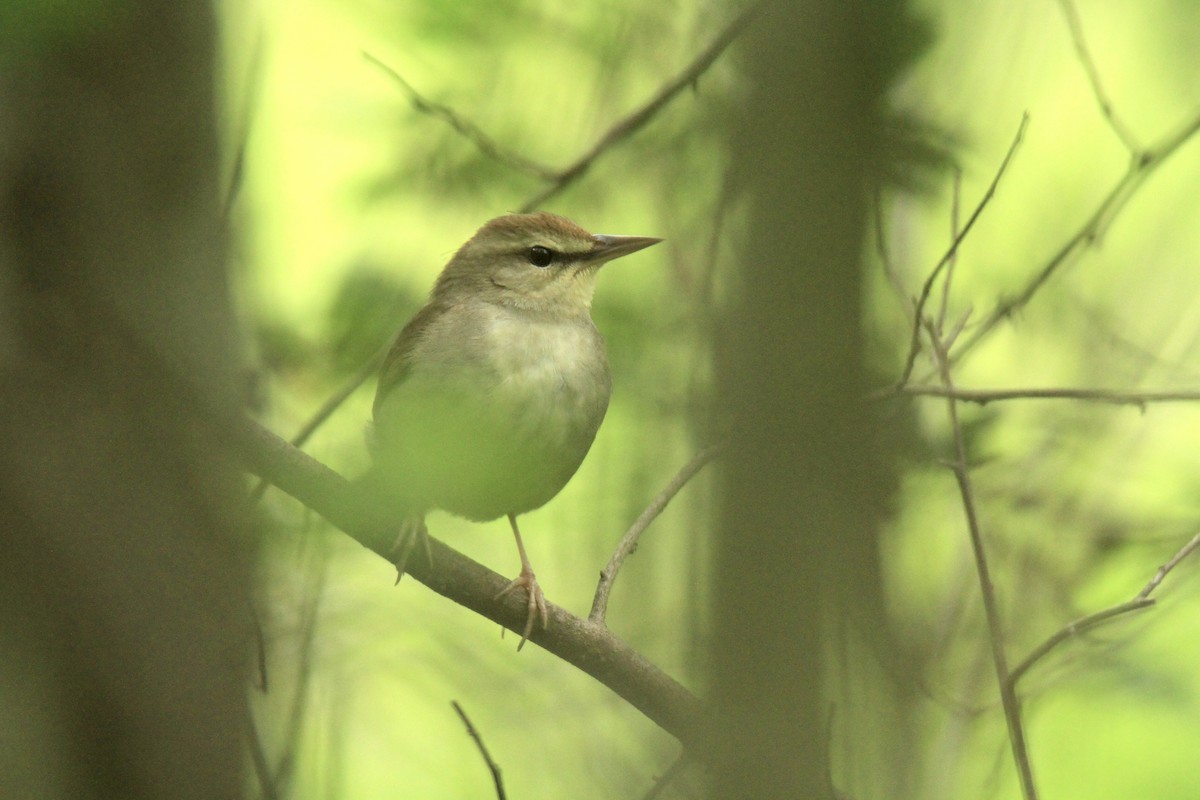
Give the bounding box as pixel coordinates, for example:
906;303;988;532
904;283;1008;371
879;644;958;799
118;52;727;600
432;212;661;318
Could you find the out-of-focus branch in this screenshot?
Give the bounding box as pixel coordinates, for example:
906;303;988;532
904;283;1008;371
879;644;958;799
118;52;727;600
363;52;560;181
1009;530;1200;688
520;5;761;211
1057;0;1141;153
451;701;507;800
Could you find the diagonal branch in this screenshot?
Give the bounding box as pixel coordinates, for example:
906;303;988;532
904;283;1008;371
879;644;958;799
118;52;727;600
590;443;722;624
1008;530;1200;688
228;414;705;744
1056;0;1141;153
519;4;761;211
895;113;1028;389
451;701;507;800
363;52;560;182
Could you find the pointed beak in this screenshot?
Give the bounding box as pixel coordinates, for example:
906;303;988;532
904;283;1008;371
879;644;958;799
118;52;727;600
585;234;663;265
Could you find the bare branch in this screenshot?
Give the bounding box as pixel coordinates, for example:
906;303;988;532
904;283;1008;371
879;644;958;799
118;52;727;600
520;5;762;212
1009;531;1200;688
889;385;1200;407
1056;0;1141;153
364;52;560;181
1137;530;1200;599
589;444;722;624
452;701;506;800
928;321;1039;800
895;113;1029;388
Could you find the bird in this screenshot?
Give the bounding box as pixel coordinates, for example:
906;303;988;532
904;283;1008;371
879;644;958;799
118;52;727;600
365;211;661;648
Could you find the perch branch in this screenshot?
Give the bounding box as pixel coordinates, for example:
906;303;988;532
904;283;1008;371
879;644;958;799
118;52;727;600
227;414;706;744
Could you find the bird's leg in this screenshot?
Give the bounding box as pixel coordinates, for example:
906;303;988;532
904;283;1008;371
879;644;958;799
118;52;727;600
390;514;432;584
494;513;548;649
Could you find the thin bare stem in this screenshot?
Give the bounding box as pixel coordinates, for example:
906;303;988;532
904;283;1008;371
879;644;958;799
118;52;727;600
1057;0;1141;153
895;113;1028;389
888;385;1200;407
590;444;722;624
1009;531;1200;688
929;324;1039;800
520;5;761;212
451;701;506;800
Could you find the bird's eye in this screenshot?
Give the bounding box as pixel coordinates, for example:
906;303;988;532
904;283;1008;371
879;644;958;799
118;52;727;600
526;246;554;268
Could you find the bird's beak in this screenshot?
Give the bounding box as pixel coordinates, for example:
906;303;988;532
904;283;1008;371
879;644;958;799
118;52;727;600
586;234;663;265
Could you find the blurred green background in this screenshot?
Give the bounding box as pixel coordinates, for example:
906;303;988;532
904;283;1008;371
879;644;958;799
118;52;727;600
224;1;1200;798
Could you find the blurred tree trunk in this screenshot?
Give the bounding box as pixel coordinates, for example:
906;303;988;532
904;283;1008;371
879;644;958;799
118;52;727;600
0;5;249;799
711;1;907;796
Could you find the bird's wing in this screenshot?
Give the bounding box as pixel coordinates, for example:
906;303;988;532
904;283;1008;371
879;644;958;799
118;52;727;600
372;300;446;419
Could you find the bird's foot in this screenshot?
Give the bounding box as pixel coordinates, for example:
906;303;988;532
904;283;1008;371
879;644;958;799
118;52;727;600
390;517;432;584
494;566;548;650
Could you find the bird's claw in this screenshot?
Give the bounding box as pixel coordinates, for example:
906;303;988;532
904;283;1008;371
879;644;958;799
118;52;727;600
494;567;548;650
390;518;431;584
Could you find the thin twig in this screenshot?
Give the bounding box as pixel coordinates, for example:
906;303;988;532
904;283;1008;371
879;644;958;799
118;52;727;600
364;52;559;181
1057;0;1141;153
888;385;1200;407
451;701;506;800
1137;530;1200;598
1008;531;1200;688
520;5;761;212
895;113;1029;389
589;443;722;624
949;106;1200;364
929;321;1039;800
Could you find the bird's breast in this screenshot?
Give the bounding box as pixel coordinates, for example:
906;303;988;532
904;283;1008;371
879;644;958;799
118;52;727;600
481;313;612;442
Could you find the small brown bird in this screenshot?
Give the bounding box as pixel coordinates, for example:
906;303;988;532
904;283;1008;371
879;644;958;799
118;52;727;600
366;212;661;647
